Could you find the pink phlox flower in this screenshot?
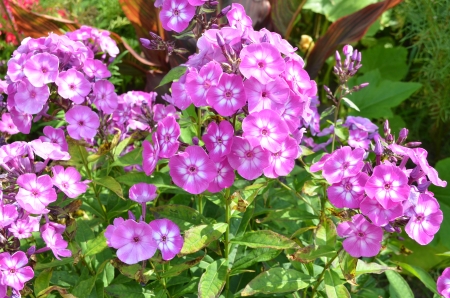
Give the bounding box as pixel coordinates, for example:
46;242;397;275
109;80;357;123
7;53;29;82
52;165;88;198
110;219;158;264
93;80;119;114
228;136;270;180
186;61;222;107
83;58;111;79
327;172;369;209
348;129;370;150
153;104;179;123
0;113;19;135
407;148;447;187
226;3;252;30
65;105;100;140
157;116;180;158
242;109;289;153
437;267;450;298
337;214;383;258
149;219;184;261
129;183;158;203
40;126;68;151
154;0;165;7
244;77;288;114
203;28;241;48
105;217;125;247
169;146;216;194
317;124;335;137
41;222;66;235
171;73;193;110
29;139;70;161
55;69;91;104
0;141;28;166
240;43;285;84
283;59;311;94
16;173;57;214
208;158;235;193
41;226;72;260
280;92;307;133
310;154;332;173
14;78;49;114
160;0;196;33
23;52;59;87
203;120;234;162
0;202;18;228
360;197;403;227
0;251;34;291
322;146;365;184
405;193;443;245
344;116;378;134
207;73;246;117
143;134;160;176
9;106;33;134
9;215;40;239
263;136;299;178
365;163;410;209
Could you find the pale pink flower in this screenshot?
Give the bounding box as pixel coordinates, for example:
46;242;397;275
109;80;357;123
203;120;234;162
23;52;59;87
437;268;450;298
16;174;57;214
9;107;32;134
348;129;370;150
55;69;91;104
240;43;285;84
327;172;369;209
244;77;288;114
208;159;235;193
160;0;196;33
29;139;70;161
0;113;19;135
40;126;68;151
65;105;100;140
322;146;365;184
129;183;157;203
228;137;270;180
14;78;49;114
207;73;246;117
171;74;192;110
149;219;184;261
263;136;299;178
153;104;178;123
93;80;118;114
157;116;180;158
0;251;34;291
82;58;111;79
186;61;222;107
105;217;125;247
52;165;88;198
0;202;17;228
283;59;311;95
280;92;307;132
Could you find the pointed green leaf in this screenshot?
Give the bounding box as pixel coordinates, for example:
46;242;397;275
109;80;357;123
232;248;282;272
156;66;187;88
150;205;210;231
324;269;350;298
356;260;396;276
315;218;337;247
72;276;96;298
111;147;142;167
161;255;204;278
258;208;317;223
341;97;360;111
84;231;107;256
180;223;227;255
105;283;155;298
198;258;228;298
241;268;314;296
293;245;336;263
396;262;439;295
94;176;124;199
338;251;357;282
35;258;75;270
34;269;53;296
386;270;414;298
320;105;336;119
231;230;299;249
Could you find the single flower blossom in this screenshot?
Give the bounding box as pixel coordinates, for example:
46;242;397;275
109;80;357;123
344;116;378;133
169;146;216;194
203;120;234;161
82;58;111;79
171;75;192;110
240;43;285;84
186;61;222;107
0;251;34;291
52;165;88;198
0;113;19;135
55;69;91;104
228;137;270;180
348;129;370;150
160;0;196;33
14;78;49;114
40;126;68;151
129;183;158;204
283;59;311;95
226;3;252;29
41;226;72;260
149;219;184;260
327;172;369;209
8;216;40;239
208;158;235;193
29;139;70;161
322;146;365;184
143;134;160;176
93;80;119;114
65;105;100;140
157;116;181;158
337;214;383;258
23;52;59;87
263;136;299;178
437;268;450;298
0;202;18;228
360;197;403;227
244;77;289;114
153;104;178;123
16;174;57;214
207;73;246;117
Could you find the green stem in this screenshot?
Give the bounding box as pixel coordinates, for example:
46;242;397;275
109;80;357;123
197;195;203;214
310;248;343;298
331;86;343;152
224;188;231;295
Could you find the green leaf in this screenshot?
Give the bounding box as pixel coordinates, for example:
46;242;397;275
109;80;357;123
72;277;96;298
355;260;396;276
150;205;210;231
84;231;108;257
334;126;349;141
35;258;74;270
324;269;350;298
315;218;337;247
156;66;187;88
341;97;360;111
231;230;299;250
430;157;450;201
258;208;317;223
386;270;414;298
180;223;228;255
94;176;124;199
292;245;336;263
241;268;314;296
198;259;228;298
338;251;357;282
359;46;409;81
396;262;439;295
320;105;336;119
232;248;282;272
161;255;204;278
347;70;422;119
105;283;155;298
111;259;155;284
303;0;378;22
291;226;316;238
34;269;53;296
300;145;315;156
111;147;142;167
113;137;132;157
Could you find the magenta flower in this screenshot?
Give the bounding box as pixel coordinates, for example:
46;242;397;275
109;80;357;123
65;105;100;140
310;153;332;173
207;73;246;117
360;198;403;227
7;53;28;82
240;43;285;84
280;92;307;132
228;137;270;180
153;104;178;123
52;165;88;198
408;148;447;187
344;116;378;133
160;0;196;33
186;61;222;107
405;193;443;245
0;113;19;135
327;172;369;209
348;129;370;150
9;107;32;134
157;116;180;158
337;214;383;258
0;202;17;228
40;126;68;151
110;219;157;264
208;159;235;193
83;58;111;79
55;69;91;104
283;59;311;95
244;77;289;114
129;183;157;203
29;139;70;161
149;219;184;261
23;52;59;87
9;216;40;239
41;226;72;260
93;80;118;114
322;146;365;184
14;78;49;114
169;146;216;194
365;164;410;209
203;120;234;161
437;268;450;298
263;136;299;178
143;135;160;176
105;217;125;247
171;76;192;110
0;251;34;291
16;173;57;214
242;109;289;153
226;3;252;30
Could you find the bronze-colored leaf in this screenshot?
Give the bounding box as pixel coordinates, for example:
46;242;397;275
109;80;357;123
305;0;403;79
269;0;307;38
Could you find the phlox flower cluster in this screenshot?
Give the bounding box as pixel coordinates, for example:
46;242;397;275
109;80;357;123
142;3;316;194
105;183;184;264
0;136;89;292
1;26;119;141
311;120;447;258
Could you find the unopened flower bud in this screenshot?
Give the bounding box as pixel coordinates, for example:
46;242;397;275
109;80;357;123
220;5;232;16
140;38;152;49
261;34;268;43
384;224;395;233
362;161;373;175
351;49;358;61
374;134;383;156
192;136;199;145
397;128;409;144
394;226;402;234
220;62;232;73
128;210;136;221
27;245;36;256
216;33;226;47
323;85;331;94
335;51;341;66
357;51;362;63
383;120;391;136
343;44;353;57
398;236;405;241
388;156;397;163
406;142;421;148
210;24;219;29
410;166;425;180
149;32;162;40
386;134;394;144
209;0;219;5
417;180;432;193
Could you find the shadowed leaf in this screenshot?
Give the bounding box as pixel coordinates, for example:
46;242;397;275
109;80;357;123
270;0;307;38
